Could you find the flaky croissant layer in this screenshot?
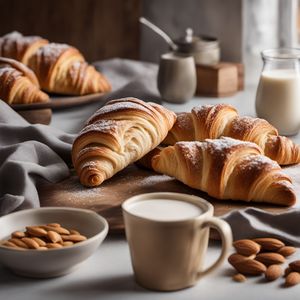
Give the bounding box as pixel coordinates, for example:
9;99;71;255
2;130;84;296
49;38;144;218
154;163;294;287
163;104;300;165
150;137;296;206
0;57;49;104
72;98;176;187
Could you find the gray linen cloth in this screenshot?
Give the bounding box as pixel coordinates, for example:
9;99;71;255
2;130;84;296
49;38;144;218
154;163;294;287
0;101;74;215
1;58;300;245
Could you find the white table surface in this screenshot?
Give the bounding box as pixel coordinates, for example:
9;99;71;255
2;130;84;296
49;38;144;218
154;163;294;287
1;84;300;299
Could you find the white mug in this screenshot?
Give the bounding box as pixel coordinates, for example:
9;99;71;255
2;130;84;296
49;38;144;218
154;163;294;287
122;192;232;291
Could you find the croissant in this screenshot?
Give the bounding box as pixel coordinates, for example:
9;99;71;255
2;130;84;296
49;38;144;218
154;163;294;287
0;31;48;65
147;137;296;206
72;98;177;187
27;43;111;95
0;57;49;104
164;104;300;165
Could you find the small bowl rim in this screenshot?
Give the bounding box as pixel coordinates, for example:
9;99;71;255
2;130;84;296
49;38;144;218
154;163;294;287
0;207;109;253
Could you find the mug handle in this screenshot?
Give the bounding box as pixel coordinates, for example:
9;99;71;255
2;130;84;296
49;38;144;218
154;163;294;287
196;217;232;279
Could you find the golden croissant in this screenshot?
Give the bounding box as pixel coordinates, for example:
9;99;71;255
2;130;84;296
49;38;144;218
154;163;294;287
0;57;49;104
0;31;48;65
28;43;111;95
147;137;296;206
72;98;177;187
164;104;300;165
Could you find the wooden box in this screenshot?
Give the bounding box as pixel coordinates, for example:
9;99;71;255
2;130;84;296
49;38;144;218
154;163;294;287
195;63;240;97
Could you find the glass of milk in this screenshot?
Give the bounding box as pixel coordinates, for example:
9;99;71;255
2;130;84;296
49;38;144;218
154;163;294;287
255;48;300;135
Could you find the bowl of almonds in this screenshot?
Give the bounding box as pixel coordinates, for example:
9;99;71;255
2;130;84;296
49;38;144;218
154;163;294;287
0;207;108;278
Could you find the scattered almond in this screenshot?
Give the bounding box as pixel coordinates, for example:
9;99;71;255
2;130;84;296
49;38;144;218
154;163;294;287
233;239;261;256
253;238;285;251
232;273;247;282
255;253;285;266
278;246;296;257
285;267;292;277
285;272;300;287
230;257;267;275
228;253;255;266
265;265;283;281
289;260;300;272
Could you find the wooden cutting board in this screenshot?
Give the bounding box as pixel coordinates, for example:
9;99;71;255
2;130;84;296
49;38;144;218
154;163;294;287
38;164;300;234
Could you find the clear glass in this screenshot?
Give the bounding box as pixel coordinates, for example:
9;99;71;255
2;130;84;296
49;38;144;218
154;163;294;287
255;48;300;136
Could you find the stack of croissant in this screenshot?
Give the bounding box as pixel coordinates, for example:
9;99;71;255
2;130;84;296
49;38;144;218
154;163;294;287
0;31;111;105
72;99;300;207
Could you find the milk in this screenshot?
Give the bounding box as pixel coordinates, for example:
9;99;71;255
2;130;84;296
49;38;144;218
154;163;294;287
255;69;300;135
128;199;203;221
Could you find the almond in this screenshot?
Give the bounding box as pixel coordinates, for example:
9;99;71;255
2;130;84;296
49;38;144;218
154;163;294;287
9;238;29;249
230;258;267;275
40;225;70;235
228;253;256;265
47;231;62;243
37;246;48;250
265;265;283;281
26;226;47;237
232;273;247;282
285;267;292;277
253;238;285;251
32;237;46;247
255;253;285;266
46;243;63;249
233;239;261;256
278;246;296;257
61;234;87;242
289;260;300;272
285;272;300;287
47;223;61;228
2;241;20;248
11;231;26;238
21;237;40;249
69;229;80;235
62;241;74;247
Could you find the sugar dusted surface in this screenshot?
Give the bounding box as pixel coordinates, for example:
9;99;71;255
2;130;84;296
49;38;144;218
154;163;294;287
94;100;152;117
177;137;258;153
80;120;119;135
38;43;71;58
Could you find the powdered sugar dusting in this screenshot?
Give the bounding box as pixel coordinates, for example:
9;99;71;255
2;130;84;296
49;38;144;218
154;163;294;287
204;137;258;152
37;43;71;58
239;154;279;170
79;119;119;135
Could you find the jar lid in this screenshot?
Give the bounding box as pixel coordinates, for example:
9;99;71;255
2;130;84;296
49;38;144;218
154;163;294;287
174;28;219;53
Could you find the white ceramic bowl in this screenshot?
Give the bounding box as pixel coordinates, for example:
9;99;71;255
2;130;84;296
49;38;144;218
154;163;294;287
0;207;108;278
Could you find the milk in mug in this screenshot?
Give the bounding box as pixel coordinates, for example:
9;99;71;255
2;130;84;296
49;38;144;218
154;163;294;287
255;69;300;135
